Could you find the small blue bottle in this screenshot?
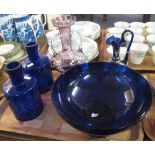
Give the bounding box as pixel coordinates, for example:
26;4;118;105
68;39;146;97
24;42;53;94
3;61;44;121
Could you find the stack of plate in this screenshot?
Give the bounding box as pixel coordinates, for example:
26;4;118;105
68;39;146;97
0;42;27;64
71;21;101;40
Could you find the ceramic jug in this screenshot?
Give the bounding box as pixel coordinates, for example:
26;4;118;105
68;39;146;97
31;14;46;38
0;14;17;41
14;14;37;43
3;61;44;121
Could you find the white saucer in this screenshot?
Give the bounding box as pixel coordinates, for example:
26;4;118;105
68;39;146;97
0;44;15;55
71;21;101;40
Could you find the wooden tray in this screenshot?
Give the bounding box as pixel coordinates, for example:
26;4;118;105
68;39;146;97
0;70;144;141
143;74;155;140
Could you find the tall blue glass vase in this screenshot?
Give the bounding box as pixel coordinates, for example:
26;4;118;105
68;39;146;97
24;42;53;94
3;61;44;121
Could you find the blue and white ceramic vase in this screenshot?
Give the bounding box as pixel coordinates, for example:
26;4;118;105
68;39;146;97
3;61;44;121
24;42;53;93
31;14;46;38
0;14;17;41
14;14;37;43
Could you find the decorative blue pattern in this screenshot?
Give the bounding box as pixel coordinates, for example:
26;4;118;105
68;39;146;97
31;16;45;38
15;15;36;43
0;14;17;41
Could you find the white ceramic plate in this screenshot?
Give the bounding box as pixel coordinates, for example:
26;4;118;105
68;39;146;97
47;36;99;62
71;21;101;40
4;50;28;64
0;44;15;55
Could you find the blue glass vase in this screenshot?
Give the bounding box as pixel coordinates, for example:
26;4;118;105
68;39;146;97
3;61;44;121
24;42;53;93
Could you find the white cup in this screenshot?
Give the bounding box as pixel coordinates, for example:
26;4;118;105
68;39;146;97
130;22;145;28
114;21;129;28
146;34;155;48
145;22;155;27
126;34;145;43
128;27;143;34
130;43;149;64
151;45;155;64
107;46;127;61
146;34;155;54
108;27;125;34
146;27;155;34
106;33;122;40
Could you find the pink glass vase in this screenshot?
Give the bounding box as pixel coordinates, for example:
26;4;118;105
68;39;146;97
51;15;87;72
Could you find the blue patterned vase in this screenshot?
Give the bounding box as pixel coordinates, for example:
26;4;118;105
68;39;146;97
3;61;44;121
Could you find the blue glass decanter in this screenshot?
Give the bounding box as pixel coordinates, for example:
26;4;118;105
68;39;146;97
24;42;53;94
3;61;44;121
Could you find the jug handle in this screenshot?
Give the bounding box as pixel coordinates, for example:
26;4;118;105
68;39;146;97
121;29;134;64
50;32;60;56
0;31;4;41
71;31;83;53
42;14;47;28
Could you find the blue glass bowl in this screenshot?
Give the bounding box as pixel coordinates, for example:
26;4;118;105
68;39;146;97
52;62;152;136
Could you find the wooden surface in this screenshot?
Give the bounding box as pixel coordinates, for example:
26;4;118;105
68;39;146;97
0;29;154;140
143;74;155;140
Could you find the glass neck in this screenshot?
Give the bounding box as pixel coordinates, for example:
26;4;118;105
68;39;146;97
59;26;72;52
8;68;24;86
26;44;40;63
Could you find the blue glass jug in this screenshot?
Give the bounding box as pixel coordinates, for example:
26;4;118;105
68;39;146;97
3;61;44;121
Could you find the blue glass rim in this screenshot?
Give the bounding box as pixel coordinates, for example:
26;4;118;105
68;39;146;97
25;41;37;48
5;61;21;72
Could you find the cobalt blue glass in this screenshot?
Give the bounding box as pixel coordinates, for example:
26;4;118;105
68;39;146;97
3;61;44;121
24;42;53;94
52;62;152;136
